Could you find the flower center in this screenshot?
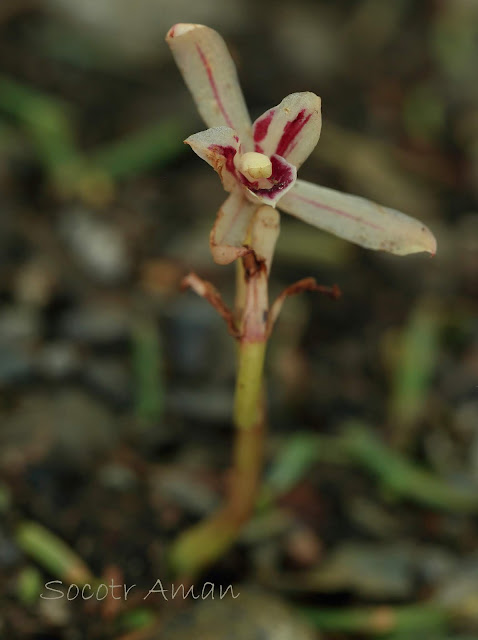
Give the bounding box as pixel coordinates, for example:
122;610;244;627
236;152;272;181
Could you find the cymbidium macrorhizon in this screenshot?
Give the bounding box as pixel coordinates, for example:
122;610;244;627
166;23;436;578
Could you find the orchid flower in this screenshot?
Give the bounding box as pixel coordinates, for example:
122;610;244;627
166;23;436;266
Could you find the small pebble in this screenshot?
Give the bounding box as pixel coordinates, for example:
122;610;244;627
83;356;132;405
156;587;316;640
0;305;41;343
60;207;130;283
36;342;79;379
14;259;56;307
59;302;130;344
284;525;323;569
0;343;33;384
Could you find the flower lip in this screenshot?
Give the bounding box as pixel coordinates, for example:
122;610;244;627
241;154;297;206
186;126;297;207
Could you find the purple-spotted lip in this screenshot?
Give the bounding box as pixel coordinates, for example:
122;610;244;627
240;154;297;205
207;142;297;206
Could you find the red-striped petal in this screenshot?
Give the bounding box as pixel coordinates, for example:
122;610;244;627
166;24;253;150
253;92;322;168
279;179;437;255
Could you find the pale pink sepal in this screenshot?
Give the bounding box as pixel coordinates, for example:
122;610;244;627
186;127;241;192
279;179;437;255
209;189;256;265
166;24;253;150
250;206;280;274
253;92;322;169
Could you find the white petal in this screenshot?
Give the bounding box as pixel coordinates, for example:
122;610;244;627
186;127;241;192
252;92;321;168
210;189;257;265
279;180;437;255
250;206;280;274
166;24;252;149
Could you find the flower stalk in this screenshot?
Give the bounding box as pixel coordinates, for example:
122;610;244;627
170;209;277;579
233;341;266;431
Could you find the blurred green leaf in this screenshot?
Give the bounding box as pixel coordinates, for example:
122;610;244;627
16;521;94;584
343;422;478;512
263;433;346;505
386;299;441;448
0;74;78;172
16;566;43;606
90;118;186;179
118;608;157;632
131;317;165;427
300;603;447;636
0;74;186;200
261;424;478;513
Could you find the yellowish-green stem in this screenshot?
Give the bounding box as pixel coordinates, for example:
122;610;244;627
234;341;266;430
169;338;267;578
